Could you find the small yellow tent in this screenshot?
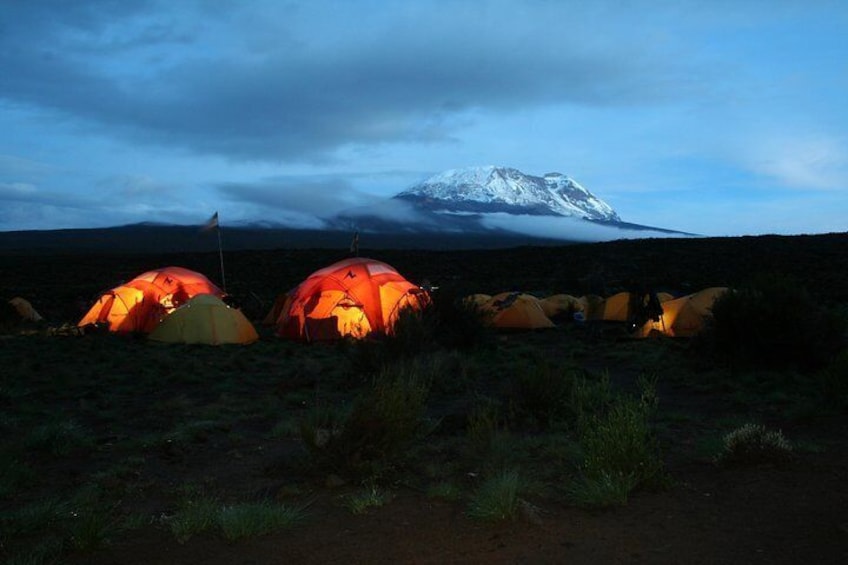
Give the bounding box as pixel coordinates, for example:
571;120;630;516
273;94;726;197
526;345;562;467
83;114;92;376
597;292;636;322
657;292;675;303
463;294;492;308
149;294;258;345
577;294;605;320
637;287;728;338
483;292;554;330
539;294;581;319
9;297;43;322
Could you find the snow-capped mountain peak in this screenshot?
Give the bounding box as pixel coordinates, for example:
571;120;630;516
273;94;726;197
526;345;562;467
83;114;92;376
394;166;620;221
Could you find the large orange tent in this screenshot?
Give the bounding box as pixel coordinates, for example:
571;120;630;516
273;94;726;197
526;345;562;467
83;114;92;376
78;266;224;333
275;257;428;341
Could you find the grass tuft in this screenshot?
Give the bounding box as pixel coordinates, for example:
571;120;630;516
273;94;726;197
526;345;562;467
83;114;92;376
467;469;523;522
218;501;306;541
715;423;793;466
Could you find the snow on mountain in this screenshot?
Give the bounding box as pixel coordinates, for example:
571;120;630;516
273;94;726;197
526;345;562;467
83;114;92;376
394;166;620;222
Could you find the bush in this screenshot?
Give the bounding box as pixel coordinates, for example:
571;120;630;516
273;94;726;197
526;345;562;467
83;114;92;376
302;361;431;476
580;395;663;486
705;276;847;371
820;349;848;410
715;423;793;466
513;360;579;428
467;469;523;522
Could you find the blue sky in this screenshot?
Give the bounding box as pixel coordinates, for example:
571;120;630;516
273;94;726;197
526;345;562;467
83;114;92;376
1;0;846;237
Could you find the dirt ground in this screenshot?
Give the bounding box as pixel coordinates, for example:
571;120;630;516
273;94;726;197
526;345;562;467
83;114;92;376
74;444;848;565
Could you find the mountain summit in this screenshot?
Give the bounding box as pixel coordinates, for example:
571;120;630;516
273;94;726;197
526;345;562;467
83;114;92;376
394;166;620;221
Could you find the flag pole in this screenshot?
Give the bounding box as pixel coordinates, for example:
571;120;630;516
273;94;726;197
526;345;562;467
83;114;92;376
217;216;227;293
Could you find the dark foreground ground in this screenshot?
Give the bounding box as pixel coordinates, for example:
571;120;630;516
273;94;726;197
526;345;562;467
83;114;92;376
1;232;847;564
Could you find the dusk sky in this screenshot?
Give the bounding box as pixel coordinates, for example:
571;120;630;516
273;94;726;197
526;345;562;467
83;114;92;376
1;0;846;238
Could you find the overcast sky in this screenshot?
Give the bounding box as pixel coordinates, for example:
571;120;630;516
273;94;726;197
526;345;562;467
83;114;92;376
1;0;846;237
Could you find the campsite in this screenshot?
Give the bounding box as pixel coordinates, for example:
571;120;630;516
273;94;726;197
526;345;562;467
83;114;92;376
1;231;847;564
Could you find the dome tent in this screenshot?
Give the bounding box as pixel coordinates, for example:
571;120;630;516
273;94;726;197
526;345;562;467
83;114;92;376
636;287;728;338
78;266;224;333
149;294;258;345
275;257;428;341
482;292;554;330
9;297;43;322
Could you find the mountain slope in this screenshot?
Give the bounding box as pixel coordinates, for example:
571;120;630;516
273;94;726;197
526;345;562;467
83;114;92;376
394;166;620;221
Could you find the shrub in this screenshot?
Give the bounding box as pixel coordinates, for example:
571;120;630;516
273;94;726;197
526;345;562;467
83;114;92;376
466;395;503;452
580;395;663;486
428;288;495;351
569;371;614;432
341;482;390;515
715;423;793;466
820;349;848;409
467;469;523;522
302;361;431;476
513;359;577;428
705;276;847;371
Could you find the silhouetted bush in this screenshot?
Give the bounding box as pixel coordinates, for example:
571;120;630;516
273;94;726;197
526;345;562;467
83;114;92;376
714;423;793;466
703;275;847;371
301;361;431;478
820;349;848;410
512;359;578;428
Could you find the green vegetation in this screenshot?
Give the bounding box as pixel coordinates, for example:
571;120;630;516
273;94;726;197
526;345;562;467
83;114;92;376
1;241;846;562
218;501;306;541
341;482;390;515
705;275;847;371
715;423;794;466
467;469;525;522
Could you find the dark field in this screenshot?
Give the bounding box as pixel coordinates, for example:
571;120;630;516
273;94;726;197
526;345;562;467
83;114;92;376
1;232;847;564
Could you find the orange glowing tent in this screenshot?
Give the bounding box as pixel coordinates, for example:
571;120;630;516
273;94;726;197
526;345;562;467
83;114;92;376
78;266;224;333
275;257;429;341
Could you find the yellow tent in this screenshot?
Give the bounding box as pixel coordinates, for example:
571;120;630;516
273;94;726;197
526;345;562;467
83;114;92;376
637;287;728;338
149;294;258;345
598;292;636;322
577;294;605;320
657;292;675;303
463;294;492;308
539;294;581;319
483;292;554;330
9;297;43;322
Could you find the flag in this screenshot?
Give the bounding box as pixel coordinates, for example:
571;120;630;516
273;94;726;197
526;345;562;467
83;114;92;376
349;231;359;255
202;212;219;232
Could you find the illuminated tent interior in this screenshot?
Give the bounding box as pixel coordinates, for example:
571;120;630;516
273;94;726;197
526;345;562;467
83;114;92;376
275;257;429;341
149;294;258;345
78;266;224;333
